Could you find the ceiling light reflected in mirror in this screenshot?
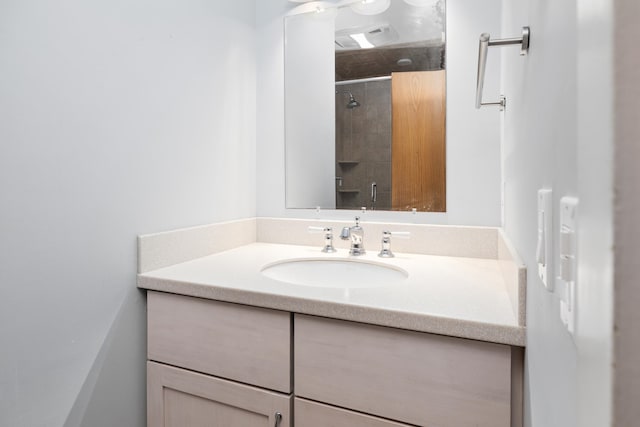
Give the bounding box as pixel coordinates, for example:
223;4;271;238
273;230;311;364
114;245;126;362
350;0;391;15
350;33;375;49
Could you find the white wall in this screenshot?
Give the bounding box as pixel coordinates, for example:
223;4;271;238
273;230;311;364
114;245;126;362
446;0;502;226
0;1;256;426
501;0;613;426
575;0;614;425
257;0;503;226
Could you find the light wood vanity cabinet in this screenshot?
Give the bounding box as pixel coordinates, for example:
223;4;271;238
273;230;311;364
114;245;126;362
147;291;291;393
146;292;292;427
146;291;522;427
294;398;413;427
148;362;291;427
295;314;514;427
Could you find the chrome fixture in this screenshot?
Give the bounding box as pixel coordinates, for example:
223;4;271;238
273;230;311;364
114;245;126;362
335;76;390;86
378;231;411;258
346;94;360;109
370;182;377;210
476;26;530;110
308;226;337;253
340;216;365;255
336;90;361;109
273;412;282;427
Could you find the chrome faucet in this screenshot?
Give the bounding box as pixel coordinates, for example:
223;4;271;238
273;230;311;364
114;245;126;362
308;226;337;253
378;231;411;258
340;216;365;256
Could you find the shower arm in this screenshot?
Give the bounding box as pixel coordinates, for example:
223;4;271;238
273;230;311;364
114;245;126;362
336;90;356;99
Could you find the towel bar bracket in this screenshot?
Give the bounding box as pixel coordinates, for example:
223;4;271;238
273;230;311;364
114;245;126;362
481;95;506;111
476;26;530;110
488;27;530;55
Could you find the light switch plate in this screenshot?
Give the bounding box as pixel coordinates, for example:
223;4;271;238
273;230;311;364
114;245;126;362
558;196;579;336
537;189;553;291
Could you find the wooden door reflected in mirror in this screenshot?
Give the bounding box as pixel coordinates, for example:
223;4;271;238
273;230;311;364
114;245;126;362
391;70;446;212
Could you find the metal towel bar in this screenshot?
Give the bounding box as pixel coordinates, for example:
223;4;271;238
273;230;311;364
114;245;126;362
476;26;530;110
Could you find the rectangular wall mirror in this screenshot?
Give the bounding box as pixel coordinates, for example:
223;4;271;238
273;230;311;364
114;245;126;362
285;0;446;212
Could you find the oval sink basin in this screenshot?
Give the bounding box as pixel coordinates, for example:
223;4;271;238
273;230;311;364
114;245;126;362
261;258;408;289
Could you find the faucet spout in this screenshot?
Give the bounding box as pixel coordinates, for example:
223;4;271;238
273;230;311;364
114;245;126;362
340;226;351;240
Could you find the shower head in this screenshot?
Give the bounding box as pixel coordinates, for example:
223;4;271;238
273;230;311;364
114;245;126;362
346;93;361;109
336;90;361;109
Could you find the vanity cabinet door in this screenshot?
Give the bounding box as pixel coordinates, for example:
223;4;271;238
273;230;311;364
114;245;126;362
147;291;291;393
295;398;411;427
148;362;291;427
295;314;512;427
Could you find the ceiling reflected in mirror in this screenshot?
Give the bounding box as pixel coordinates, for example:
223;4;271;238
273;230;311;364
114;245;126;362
334;0;445;81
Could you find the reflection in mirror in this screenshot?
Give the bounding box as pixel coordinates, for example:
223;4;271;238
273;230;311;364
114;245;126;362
285;0;446;212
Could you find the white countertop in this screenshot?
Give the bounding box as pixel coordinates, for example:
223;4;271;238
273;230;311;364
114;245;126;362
138;242;525;346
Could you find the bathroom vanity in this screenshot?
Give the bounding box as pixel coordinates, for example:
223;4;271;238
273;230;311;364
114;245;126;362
138;218;526;427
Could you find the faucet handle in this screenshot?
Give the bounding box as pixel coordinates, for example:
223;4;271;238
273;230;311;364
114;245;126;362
378;231;411;258
308;226;337;253
385;231;410;239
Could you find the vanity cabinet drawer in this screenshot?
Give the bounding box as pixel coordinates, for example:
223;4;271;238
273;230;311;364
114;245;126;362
294;314;512;427
148;361;291;427
147;291;291;393
294;398;411;427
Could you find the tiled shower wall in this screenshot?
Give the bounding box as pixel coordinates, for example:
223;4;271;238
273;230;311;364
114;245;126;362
335;79;392;210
